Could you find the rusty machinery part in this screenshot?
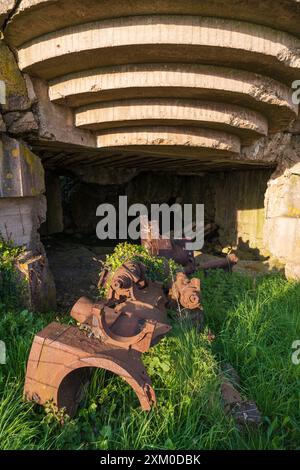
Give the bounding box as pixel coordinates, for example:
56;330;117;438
71;295;171;353
143;236;196;274
140;217;196;273
169;272;201;310
170;239;196;274
200;253;239;273
24;322;156;417
107;260;147;302
98;266;110;290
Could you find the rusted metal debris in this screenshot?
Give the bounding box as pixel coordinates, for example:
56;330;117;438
201;253;238;273
140;217;239;275
24;220;238;417
24;322;157;416
140;217;196;274
220;365;262;427
107;260;147;303
25;258;202;416
168;272;201;310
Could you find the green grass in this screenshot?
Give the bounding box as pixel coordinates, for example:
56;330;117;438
0;271;300;450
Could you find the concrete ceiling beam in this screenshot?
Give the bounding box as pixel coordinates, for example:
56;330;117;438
49;64;297;134
96;126;241;159
16;16;300;84
75;99;268;145
5;0;300;46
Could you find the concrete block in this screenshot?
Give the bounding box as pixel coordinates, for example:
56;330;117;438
0;134;44;197
0;196;46;249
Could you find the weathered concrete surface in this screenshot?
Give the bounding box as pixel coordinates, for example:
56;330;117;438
30;77;96;148
76;99;268;145
3;2;300;171
16;16;300;84
96;127;241;158
3;110;38;135
44;172;63;235
241;133;300;175
5;0;300;46
0;114;6;132
264;163;300;278
0;41;30;111
0;196;46;248
0;0;16;29
0;134;44;197
49;64;297;134
212;170;272;258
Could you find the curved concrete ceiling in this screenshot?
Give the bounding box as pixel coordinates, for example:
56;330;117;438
2;0;300;170
96;127;241;157
16;16;300;83
5;0;300;44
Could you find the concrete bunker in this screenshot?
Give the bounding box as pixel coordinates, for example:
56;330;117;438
1;0;300;311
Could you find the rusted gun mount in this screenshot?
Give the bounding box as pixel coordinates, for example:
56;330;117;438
140;217;196;274
24;256;205;416
24;261;173;416
71;296;170;353
201;253;238;273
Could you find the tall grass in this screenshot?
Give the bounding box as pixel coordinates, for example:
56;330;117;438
0;272;299;449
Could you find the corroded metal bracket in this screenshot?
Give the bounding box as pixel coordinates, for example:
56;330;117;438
169;272;201;310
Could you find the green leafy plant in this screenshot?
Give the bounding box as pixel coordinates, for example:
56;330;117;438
101;242;180;296
0;236;26;308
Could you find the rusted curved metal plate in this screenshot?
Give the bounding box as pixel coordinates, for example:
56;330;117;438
24;322;156;416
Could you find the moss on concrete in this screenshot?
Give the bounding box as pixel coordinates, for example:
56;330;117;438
0;40;28;105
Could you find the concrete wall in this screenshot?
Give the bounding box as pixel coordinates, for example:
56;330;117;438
211;169;273;258
264;163;300;279
0;134;46;249
0;133;56;311
0;196;46;248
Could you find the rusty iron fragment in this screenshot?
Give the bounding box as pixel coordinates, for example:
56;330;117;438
169;272;201;310
140;217;196;274
168;271;204;329
70;295;171;353
107;260;147;302
201;253;238;273
220;365;262;427
24;322;156;416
